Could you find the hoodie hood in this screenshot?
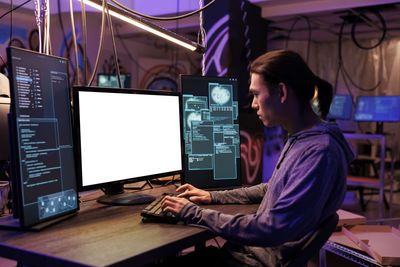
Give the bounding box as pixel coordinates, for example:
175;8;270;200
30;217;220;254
276;122;354;169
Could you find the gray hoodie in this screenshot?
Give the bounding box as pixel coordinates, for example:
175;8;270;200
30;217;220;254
179;122;354;266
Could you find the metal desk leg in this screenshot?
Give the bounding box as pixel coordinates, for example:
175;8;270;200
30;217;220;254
319;247;327;267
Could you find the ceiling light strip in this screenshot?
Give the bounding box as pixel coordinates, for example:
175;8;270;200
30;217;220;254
79;0;205;53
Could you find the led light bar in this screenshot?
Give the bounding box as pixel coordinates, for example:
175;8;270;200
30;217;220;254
78;0;205;53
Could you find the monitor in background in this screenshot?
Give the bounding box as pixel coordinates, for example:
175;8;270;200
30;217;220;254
327;94;353;120
0;97;10;161
354;95;400;134
354;96;400;122
73;87;184;205
97;73;131;88
180;75;242;189
6;46;78;229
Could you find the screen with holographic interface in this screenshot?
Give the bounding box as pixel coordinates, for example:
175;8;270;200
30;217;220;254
180;75;241;189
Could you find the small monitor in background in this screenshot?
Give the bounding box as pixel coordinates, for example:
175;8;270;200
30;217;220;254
180;75;241;189
73;86;184;205
6;46;78;229
97;73;131;88
354;96;400;122
327;94;353;120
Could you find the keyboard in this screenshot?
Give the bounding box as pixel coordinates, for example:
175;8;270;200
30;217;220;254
140;193;179;223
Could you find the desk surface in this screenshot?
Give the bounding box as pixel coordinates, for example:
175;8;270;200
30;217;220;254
0;185;258;267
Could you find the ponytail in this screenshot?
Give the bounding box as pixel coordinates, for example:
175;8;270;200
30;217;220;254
314;76;333;119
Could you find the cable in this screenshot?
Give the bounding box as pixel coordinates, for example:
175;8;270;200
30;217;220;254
8;0;14;45
34;0;42;53
42;1;47;53
109;0;216;21
46;0;50;54
285;15;312;63
88;0;107;86
80;0;88;85
105;2;122;88
0;0;31;20
241;0;251;84
69;0;80;85
171;0;180;81
337;18;381;92
115;26;149;73
199;0;207;76
351;9;386;50
10;0;13;45
42;0;50;55
58;0;71;63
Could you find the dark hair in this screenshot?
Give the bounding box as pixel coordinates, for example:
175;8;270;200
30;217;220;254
250;50;333;118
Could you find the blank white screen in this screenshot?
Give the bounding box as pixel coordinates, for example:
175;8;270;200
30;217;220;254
78;91;183;187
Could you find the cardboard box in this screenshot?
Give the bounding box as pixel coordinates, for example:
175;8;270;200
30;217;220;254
337;209;367;227
341;225;400;265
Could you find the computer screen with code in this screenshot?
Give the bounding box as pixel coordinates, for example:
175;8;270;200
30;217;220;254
7;47;78;228
180;75;241;189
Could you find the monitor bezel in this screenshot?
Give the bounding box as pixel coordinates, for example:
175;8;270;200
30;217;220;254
72;86;185;192
7;46;79;228
354;95;400;122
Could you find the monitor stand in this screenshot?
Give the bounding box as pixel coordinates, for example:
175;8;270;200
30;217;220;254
375;122;384;135
97;184;155;206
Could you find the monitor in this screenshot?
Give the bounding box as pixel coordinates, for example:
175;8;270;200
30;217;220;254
97;73;131;88
72;86;184;205
327;94;353;120
6;46;78;229
0;97;10;161
180;75;242;189
354;96;400;122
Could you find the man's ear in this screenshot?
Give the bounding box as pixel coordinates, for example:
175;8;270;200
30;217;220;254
278;82;288;103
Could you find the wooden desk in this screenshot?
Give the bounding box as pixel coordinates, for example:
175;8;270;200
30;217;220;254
0;185;258;267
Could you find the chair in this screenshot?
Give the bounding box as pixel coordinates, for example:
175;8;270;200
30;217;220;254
284;212;339;267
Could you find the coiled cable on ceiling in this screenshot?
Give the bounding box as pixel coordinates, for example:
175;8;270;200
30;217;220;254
336;9;386;93
351;9;387;50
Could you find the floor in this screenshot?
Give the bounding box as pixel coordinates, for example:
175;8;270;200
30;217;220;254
341;188;400;227
1;189;399;267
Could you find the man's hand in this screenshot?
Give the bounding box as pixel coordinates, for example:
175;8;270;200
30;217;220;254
176;183;211;204
161;195;190;216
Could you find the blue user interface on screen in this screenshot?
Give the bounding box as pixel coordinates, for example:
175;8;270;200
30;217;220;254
7;47;78;227
354;96;400;122
327;94;353;120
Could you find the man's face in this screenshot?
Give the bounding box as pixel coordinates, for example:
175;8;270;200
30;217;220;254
250;73;282;127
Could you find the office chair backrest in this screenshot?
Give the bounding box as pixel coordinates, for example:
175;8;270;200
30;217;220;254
285;212;339;267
